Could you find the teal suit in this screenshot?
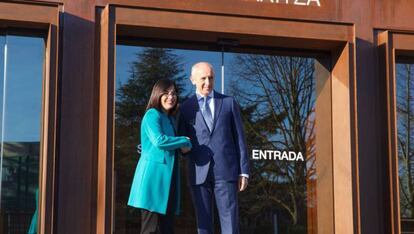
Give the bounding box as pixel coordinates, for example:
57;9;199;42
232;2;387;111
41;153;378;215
128;108;191;215
28;189;38;234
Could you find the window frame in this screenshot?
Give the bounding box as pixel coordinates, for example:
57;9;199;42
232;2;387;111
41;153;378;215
98;4;356;233
0;1;60;234
378;30;414;234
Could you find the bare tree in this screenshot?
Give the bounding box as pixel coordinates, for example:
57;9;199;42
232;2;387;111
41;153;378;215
229;54;316;232
397;63;414;219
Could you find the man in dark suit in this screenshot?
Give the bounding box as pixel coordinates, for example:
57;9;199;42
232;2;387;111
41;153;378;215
179;62;249;234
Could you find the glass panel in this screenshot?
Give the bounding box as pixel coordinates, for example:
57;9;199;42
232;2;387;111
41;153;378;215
115;43;320;234
0;35;44;234
114;45;221;233
396;61;414;233
224;52;317;233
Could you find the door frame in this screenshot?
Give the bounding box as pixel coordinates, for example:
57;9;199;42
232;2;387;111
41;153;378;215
98;4;357;233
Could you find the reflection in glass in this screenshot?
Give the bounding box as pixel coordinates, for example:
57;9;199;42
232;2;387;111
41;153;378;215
0;35;44;234
397;62;414;233
226;53;317;233
115;47;188;233
115;44;318;234
115;46;222;233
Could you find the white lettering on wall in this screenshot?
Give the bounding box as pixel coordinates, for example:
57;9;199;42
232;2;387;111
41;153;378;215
307;0;321;6
257;0;321;7
136;144;142;154
252;149;305;161
294;0;306;6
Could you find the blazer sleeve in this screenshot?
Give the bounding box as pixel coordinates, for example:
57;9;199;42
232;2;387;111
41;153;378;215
177;110;190;141
231;99;250;176
177;110;192;157
143;109;192;150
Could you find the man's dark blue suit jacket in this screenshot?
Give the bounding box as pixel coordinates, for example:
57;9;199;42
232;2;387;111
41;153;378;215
179;91;249;185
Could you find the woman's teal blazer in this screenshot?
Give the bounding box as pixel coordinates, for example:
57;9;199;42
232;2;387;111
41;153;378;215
128;108;191;215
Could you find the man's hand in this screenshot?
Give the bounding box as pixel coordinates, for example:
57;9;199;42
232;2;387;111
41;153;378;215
238;176;248;192
181;147;191;154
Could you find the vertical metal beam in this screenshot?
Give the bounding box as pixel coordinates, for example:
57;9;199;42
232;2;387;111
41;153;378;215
97;5;115;234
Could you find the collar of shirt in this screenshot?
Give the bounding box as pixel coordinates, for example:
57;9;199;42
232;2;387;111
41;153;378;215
195;90;214;100
196;90;215;116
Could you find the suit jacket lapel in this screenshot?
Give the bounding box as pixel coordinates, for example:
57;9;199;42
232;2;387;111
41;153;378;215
190;95;211;133
211;91;223;135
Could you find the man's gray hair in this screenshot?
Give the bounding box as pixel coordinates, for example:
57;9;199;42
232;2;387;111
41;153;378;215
191;62;214;77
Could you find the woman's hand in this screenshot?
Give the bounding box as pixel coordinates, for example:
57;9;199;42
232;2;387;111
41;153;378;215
181;147;191;154
180;137;191;153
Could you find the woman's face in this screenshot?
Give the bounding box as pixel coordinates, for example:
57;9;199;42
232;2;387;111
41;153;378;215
160;87;177;112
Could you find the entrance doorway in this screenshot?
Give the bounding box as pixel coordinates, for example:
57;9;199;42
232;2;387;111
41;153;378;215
114;40;326;234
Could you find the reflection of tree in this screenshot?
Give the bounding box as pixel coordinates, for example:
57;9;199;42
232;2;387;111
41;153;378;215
397;64;414;219
115;48;187;233
229;54;316;232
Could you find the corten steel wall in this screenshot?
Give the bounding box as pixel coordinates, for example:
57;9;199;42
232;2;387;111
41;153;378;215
16;0;414;233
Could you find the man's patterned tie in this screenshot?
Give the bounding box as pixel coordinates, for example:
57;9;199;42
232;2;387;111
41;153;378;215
202;96;213;131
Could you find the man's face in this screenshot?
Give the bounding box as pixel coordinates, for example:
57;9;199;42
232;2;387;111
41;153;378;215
191;63;214;96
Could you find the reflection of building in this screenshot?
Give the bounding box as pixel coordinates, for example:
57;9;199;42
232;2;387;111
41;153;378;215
2;0;414;233
1;142;39;233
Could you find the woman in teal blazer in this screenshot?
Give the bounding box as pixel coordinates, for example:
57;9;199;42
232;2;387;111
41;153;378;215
128;79;191;234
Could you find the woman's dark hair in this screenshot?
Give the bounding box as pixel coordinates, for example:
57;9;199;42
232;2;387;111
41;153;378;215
145;79;179;115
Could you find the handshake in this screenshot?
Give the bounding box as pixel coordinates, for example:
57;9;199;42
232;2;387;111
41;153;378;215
181;136;191;154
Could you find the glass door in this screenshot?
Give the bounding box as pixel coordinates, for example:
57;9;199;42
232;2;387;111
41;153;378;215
223;51;317;233
0;34;45;234
396;59;414;233
114;45;220;233
114;42;322;234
